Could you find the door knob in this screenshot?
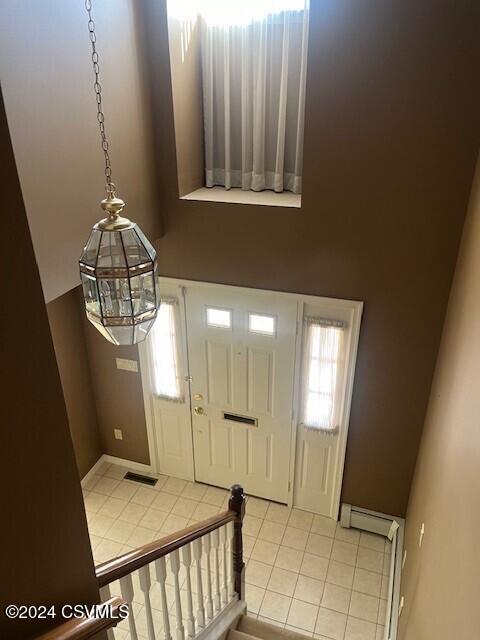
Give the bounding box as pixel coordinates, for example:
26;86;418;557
194;406;206;416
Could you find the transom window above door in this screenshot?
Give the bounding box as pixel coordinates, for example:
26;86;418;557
167;0;310;208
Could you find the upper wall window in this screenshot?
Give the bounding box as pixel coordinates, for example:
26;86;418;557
167;1;310;207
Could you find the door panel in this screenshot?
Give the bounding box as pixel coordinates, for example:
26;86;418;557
186;286;297;503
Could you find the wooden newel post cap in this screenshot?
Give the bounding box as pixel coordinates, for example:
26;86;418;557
229;484;245;517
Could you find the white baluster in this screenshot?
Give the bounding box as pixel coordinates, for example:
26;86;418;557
202;534;214;621
219;525;228;605
155;556;172;640
100;585;115;640
210;529;221;612
192;539;205;628
119;574;139;640
170;550;185;640
227;521;235;598
181;544;196;638
138;565;156;640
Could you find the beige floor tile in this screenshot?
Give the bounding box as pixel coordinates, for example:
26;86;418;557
283;526;309;551
118;502;148;524
139;508;168;532
353;568;381;597
98;497;129;519
256;615;285;629
243;515;263;537
84;491;108;513
321;583;351;614
181;481;208;501
162;477;187;495
382;554;391;577
375;625;384;640
259;520;286;545
287;599;319;632
127;526;157;547
315;607;347;640
171;497;198;518
331;540;358;567
246;496;270;518
326;560;355;589
380;575;389;600
88;513;116;537
202;485;228;507
245;584;266;614
300;553;329;581
306;533;334;559
311;515;337;538
275;546;304;573
259;590;292;623
193;502;219;520
246;560;273;588
344;616;376;640
94;538;123;563
356;548;383;574
349;592;379;623
150;491;178;513
288;509;314;531
83;474;102;491
377;599;387;625
335;525;360;545
162;514;190;534
251;539;279;565
131;486;157;507
294;575;325;605
265;502;291;525
92;477;120;496
111;482;138;501
244;534;256;558
359;532;385;553
267;567;298;597
104;519;136;544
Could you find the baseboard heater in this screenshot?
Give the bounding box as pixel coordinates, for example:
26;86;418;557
340;503;404;640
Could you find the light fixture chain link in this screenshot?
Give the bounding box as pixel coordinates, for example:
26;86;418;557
85;0;115;196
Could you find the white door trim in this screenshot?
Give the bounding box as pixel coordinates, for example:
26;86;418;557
140;276;363;516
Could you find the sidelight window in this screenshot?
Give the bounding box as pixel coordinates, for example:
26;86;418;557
150;298;183;400
301;318;345;431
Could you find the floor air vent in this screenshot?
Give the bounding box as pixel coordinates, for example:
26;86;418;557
124;471;158;486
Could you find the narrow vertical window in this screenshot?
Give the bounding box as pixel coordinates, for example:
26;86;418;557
150;298;183;400
301;318;345;431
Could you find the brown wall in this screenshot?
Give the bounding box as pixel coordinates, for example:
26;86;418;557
0;90;101;638
398;159;480;639
167;9;205;196
47;289;102;479
137;0;480;516
84;320;150;465
0;0;162;303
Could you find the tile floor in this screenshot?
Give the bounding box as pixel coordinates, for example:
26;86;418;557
83;462;391;640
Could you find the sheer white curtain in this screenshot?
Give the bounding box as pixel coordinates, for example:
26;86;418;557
201;1;309;193
301;318;346;432
150;298;183;401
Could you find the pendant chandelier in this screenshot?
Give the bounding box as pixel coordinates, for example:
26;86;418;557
79;0;159;345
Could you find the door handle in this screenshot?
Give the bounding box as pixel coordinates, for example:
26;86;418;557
194;406;206;416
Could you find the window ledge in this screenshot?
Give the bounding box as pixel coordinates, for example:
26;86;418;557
181;187;301;208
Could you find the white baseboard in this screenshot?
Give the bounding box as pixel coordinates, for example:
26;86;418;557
81;453;155;488
340;503;404;640
80;455;106;488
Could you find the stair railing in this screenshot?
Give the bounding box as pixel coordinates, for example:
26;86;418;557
96;484;246;640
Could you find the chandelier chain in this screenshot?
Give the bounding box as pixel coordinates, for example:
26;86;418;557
85;0;115;197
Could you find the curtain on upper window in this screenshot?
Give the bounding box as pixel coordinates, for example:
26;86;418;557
200;0;309;194
301;318;346;432
150;298;183;401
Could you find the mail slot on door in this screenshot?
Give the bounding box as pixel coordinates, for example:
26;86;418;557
222;412;258;427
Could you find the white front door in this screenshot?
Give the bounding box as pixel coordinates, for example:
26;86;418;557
185;286;298;503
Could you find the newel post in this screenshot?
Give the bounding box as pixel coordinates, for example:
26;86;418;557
229;484;245;600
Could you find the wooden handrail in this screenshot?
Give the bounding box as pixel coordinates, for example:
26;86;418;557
96;509;236;587
34;597;127;640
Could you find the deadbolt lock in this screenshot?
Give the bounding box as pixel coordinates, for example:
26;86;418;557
194;406;206;416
